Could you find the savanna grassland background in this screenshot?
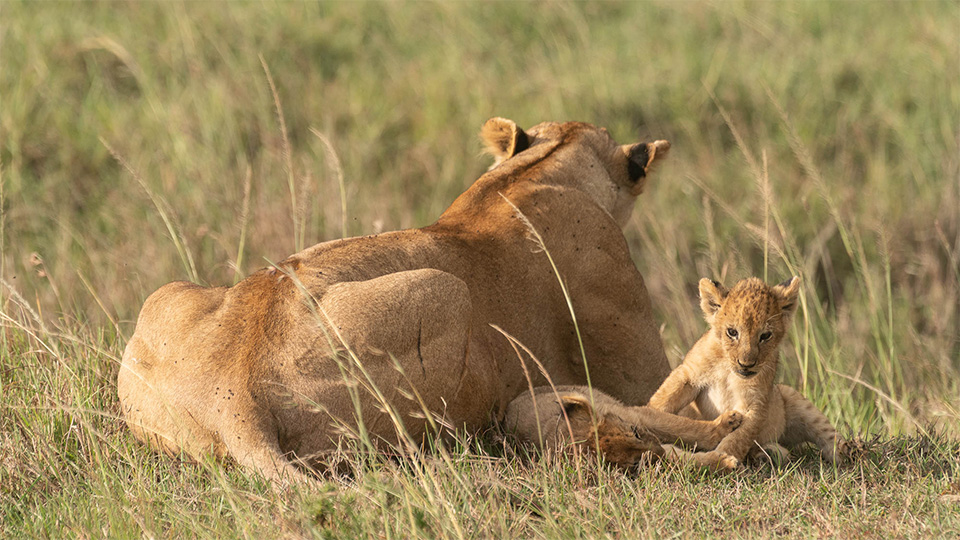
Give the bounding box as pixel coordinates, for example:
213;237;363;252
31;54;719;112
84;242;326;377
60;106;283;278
2;1;958;538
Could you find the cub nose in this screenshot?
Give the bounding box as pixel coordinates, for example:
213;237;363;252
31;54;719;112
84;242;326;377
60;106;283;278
737;360;756;369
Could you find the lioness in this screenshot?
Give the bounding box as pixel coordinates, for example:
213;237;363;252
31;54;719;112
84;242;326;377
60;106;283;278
118;118;675;481
648;277;849;469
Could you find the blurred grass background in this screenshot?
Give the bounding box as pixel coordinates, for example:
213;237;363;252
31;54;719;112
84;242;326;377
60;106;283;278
1;1;958;537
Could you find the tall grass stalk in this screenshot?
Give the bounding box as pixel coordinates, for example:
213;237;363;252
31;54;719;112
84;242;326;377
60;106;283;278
259;54;301;254
233;165;253;285
311;128;349;239
491;324;589;484
497;194;619;520
75;269;121;340
499;194;592;401
101;139;199;283
767;93;914;417
280;267;472;538
0;163;4;309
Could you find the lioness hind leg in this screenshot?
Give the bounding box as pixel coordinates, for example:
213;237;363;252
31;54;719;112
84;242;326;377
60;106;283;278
118;337;219;459
318;269;493;440
777;384;846;463
220;408;312;486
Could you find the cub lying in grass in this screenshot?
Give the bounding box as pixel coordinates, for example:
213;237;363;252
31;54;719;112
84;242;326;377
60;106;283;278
504;385;743;470
648;276;848;470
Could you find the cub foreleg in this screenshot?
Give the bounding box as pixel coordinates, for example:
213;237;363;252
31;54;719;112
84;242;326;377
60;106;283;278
647;366;699;415
622;407;742;450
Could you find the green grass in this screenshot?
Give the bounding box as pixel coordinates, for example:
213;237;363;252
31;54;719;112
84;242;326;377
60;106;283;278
1;1;958;537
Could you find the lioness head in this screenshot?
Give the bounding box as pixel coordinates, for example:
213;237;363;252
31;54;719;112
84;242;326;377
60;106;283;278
480;117;670;226
698;276;801;378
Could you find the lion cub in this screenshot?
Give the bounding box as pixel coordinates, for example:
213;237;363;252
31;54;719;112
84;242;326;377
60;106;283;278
648;277;846;470
504;385;743;470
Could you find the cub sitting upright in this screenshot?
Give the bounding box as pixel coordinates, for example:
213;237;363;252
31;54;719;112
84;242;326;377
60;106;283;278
647;276;847;470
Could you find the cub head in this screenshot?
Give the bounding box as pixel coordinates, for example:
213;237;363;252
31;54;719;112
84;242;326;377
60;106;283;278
558;394;664;469
698;276;801;378
480;117;670;226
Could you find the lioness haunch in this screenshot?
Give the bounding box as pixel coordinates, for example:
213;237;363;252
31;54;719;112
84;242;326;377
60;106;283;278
119;118;687;482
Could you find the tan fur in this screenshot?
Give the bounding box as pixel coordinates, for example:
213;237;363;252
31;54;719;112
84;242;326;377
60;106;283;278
648;276;848;470
118;119;675;482
504;385;743;470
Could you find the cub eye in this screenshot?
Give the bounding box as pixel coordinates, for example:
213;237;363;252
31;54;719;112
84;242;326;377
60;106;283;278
759;331;773;342
726;327;739;339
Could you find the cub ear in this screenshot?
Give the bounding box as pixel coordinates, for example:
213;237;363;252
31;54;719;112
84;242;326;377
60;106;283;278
558;394;593;422
622;140;670;195
772;276;801;318
480;117;530;167
698;278;728;324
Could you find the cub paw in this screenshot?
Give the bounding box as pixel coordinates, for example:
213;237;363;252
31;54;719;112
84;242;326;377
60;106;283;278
716;410;744;433
696;450;740;472
717;453;741;471
700;411;743;449
748;443;791;466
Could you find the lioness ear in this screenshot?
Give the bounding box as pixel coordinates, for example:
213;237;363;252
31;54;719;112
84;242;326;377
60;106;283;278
480;117;530;167
699;278;728;324
772;276;801;318
622;140;670;195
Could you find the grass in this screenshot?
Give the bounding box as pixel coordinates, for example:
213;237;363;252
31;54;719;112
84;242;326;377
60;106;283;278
1;0;958;537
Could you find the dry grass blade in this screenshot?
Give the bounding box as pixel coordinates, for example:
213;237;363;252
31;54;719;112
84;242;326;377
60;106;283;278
234;164;253;284
75;269;122;341
310;127;349;238
77;36;145;90
259;53;300;253
827;368;928;438
497;193;593;401
704;83;761;178
490;324;587;483
100;138;199;283
3;3;958;537
0;160;5;302
1;279;53;341
495;195;607;489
